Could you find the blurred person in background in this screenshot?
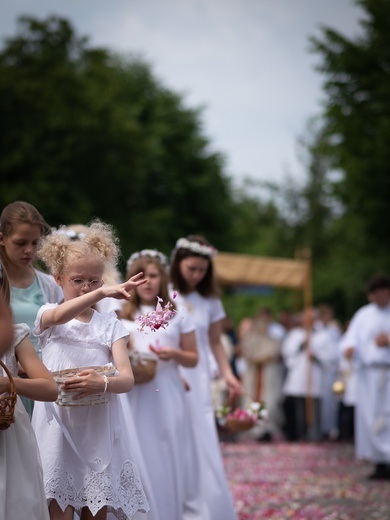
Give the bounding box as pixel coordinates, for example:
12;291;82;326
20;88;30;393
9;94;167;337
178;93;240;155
339;275;390;480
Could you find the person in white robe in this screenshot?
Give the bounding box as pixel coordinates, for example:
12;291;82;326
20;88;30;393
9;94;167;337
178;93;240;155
282;308;338;442
315;304;342;440
336;333;358;441
339;274;390;480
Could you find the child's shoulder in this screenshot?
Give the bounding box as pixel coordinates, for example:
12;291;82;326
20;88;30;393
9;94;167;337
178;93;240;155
12;323;30;348
1;323;30;376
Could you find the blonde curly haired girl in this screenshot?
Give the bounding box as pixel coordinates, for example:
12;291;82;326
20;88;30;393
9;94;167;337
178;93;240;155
31;219;150;520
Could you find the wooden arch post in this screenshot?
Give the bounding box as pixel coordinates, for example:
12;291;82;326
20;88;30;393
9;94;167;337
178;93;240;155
301;249;314;426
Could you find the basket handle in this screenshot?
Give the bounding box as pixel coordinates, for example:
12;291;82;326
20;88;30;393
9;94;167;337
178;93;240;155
0;359;16;394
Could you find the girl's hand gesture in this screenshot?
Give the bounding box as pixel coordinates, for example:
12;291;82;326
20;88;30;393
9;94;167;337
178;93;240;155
104;272;147;301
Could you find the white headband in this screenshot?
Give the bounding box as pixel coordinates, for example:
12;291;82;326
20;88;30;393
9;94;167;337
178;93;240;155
127;249;168;270
175;238;217;258
54;229;86;240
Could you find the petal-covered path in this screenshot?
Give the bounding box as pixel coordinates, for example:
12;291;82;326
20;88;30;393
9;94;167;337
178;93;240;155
222;440;390;519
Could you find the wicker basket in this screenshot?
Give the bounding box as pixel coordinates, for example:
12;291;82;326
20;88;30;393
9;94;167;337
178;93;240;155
52;364;116;407
0;360;17;430
129;351;158;385
225;416;255;433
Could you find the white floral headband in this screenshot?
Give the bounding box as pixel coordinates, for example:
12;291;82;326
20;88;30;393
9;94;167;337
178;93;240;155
127;249;168;270
54;229;87;240
175;238;217;258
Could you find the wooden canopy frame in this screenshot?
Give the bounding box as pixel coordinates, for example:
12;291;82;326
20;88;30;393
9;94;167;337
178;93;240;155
214;251;312;310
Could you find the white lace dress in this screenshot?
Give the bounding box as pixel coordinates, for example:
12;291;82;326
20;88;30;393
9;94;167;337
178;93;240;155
0;323;50;520
31;304;149;520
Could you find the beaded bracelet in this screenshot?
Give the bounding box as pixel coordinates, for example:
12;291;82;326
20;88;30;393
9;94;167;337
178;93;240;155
103;375;109;394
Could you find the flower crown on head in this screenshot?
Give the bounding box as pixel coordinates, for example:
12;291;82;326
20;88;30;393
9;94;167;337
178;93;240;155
54;228;86;241
126;249;168;270
175;237;217;258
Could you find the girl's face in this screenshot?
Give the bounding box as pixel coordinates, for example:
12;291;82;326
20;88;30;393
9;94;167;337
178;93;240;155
56;256;104;300
0;223;42;269
136;263;161;306
179;256;209;291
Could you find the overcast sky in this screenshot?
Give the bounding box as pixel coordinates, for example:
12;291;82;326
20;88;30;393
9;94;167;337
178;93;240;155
1;0;363;187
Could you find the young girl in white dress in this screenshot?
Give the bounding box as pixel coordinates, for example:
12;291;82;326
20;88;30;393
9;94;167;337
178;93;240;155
0;261;58;520
170;236;242;520
121;250;198;520
30;220;150;520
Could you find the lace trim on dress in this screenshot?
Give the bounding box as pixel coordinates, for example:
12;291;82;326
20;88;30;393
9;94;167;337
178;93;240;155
45;459;149;519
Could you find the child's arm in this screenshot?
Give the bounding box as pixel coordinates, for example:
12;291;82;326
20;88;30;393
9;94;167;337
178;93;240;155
209;320;243;399
0;336;58;401
61;338;134;400
40;273;146;331
149;331;198;368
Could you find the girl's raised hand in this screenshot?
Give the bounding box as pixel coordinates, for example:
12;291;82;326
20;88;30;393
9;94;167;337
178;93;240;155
123;272;147;291
104;272;146;300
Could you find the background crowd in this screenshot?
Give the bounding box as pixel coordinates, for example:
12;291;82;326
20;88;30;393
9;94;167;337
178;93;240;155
213;278;390;484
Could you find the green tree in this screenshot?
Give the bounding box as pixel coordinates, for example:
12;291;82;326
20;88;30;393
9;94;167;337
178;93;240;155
310;0;390;271
0;15;235;261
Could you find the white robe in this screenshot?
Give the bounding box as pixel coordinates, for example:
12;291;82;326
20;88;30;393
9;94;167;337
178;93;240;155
339;302;390;463
282;327;336;398
316;324;341;435
122;305;195;520
178;291;238;520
